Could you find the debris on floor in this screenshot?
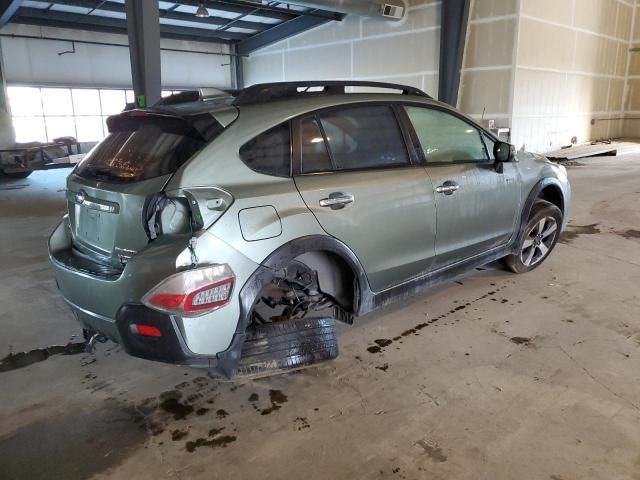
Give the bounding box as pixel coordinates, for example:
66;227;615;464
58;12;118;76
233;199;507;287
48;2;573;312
0;183;29;190
546;141;617;161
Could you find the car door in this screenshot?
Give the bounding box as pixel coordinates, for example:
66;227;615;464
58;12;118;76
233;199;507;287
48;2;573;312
402;105;521;270
293;104;437;292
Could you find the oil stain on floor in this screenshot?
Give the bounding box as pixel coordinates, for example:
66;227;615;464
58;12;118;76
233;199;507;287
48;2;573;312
0;399;148;480
366;286;506;355
616;229;640;240
416;440;447;463
0;342;87;373
559;223;600;243
185;427;237;453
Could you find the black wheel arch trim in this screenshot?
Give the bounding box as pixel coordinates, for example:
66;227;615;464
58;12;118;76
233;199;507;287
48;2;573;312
213;235;372;377
258;235;371;306
514;178;565;248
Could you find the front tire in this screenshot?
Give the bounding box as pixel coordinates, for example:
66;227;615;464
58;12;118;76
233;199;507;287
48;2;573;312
503;200;562;273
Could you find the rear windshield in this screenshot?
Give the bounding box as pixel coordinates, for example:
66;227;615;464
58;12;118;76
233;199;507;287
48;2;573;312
75;113;222;183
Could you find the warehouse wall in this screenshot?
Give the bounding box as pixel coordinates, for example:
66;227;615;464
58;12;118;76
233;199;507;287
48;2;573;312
0;24;232;89
242;0;441;96
623;0;640;136
240;0;640;154
511;0;634;152
458;0;518;127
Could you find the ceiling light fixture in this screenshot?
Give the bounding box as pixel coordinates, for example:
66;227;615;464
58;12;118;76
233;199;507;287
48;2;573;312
196;2;209;17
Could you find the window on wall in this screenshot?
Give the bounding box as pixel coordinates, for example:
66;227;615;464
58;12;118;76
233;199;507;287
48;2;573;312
7;86;140;143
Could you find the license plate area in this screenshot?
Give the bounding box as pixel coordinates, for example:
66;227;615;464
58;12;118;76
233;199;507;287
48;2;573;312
74;204;117;256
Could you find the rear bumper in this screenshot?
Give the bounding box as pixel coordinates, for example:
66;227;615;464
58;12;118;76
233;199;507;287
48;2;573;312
115;303;220;369
49;216;261;375
62;298;237;376
49;217;190;341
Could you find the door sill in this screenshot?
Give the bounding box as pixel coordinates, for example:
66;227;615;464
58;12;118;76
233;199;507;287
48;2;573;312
359;243;513;315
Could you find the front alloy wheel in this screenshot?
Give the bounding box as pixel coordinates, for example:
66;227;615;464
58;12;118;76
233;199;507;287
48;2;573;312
521;216;558;267
503;199;563;273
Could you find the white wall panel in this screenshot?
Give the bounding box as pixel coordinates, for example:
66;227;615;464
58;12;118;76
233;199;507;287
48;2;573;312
242;4;442;93
285;43;351;80
0;24;231;88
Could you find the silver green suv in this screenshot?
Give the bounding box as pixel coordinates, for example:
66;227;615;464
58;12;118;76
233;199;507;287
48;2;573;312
49;81;570;377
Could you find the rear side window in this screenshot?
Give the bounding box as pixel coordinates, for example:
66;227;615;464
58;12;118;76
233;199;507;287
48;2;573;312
239;123;291;177
404;106;488;163
75;114;219;183
315;105;409;171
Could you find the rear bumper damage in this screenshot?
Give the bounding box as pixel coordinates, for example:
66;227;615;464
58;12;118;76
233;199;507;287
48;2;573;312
48;216;261;377
115;303;220;369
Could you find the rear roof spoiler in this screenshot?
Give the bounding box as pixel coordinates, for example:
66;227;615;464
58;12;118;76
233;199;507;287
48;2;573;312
106;108;229;141
153;87;237;107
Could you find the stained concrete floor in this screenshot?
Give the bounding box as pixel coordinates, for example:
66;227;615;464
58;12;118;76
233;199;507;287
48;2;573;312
1;156;640;480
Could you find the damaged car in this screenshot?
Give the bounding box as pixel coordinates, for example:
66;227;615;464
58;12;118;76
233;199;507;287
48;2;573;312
49;81;571;377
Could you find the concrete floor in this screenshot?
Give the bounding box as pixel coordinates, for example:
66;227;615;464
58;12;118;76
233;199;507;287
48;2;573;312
1;156;639;480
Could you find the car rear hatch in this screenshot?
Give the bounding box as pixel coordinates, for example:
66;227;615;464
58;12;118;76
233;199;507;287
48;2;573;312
66;107;232;271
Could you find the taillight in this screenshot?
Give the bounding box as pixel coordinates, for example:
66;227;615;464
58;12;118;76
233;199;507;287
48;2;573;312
183;278;234;312
141;264;235;317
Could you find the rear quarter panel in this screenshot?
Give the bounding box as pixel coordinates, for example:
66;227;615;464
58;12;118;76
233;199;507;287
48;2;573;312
165;113;326;266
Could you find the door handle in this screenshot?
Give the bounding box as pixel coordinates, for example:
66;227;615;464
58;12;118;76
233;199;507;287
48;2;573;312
319;192;354;210
435;181;460;196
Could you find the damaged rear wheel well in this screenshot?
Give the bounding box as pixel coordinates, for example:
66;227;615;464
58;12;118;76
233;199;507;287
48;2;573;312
294;250;356;314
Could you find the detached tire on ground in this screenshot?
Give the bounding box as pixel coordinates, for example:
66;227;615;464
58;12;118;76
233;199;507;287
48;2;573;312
503;199;563;273
236;317;339;377
1;170;32;179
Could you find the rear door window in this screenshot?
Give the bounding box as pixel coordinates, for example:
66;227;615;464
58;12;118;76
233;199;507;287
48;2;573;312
314;105;409;171
239;123;291;177
75;114;220;183
300;116;333;173
404;106;489;164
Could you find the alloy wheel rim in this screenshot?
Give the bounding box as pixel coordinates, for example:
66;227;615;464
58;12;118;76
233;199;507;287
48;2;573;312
521;216;558;267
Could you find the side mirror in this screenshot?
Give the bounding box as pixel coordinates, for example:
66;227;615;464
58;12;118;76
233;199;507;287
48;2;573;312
494;141;515;163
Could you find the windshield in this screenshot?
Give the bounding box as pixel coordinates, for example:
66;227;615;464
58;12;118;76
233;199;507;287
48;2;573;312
75;113;221;183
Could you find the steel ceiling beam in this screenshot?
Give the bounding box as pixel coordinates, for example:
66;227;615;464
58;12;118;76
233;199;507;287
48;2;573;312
13;7;248;41
181;0;307;20
169;0;294;21
177;1;342;21
50;0;271;32
0;37;9;114
236;10;344;55
0;0;22;27
125;0;160;108
438;0;470;107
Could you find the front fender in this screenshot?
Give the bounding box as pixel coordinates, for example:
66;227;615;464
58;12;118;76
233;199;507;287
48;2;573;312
513;177;570;249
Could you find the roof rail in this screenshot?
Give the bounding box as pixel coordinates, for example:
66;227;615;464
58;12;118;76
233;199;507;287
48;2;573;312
233;81;431;106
